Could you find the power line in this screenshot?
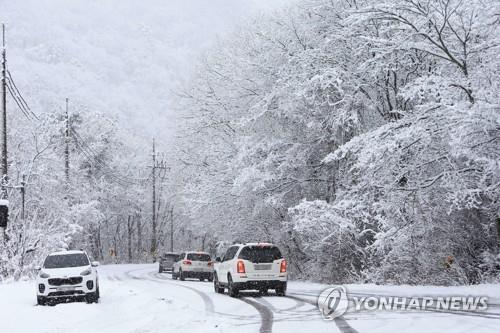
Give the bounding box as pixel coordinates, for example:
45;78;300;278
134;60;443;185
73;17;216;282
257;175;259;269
6;70;37;120
71;130;138;184
70;127;150;183
71;135;137;186
5;67;149;188
5;70;38;121
72;139;132;187
5;80;32;121
70;127;149;186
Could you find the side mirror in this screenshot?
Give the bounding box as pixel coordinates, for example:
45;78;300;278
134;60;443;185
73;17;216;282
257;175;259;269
34;265;41;271
215;257;221;262
91;261;99;267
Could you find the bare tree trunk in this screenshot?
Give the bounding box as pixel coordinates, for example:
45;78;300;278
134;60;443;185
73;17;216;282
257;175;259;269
97;223;103;260
136;213;142;261
201;233;207;251
127;215;133;263
113;218;121;264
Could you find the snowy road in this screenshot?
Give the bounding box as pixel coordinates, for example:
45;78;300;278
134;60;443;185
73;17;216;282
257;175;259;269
1;264;500;333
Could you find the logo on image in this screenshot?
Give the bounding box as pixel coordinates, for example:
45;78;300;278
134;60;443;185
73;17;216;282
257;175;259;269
317;285;349;320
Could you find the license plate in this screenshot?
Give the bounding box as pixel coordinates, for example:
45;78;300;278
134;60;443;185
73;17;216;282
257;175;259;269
192;268;203;272
254;264;272;270
56;286;75;292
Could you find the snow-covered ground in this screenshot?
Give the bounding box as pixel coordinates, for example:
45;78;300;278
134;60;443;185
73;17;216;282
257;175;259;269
0;264;499;333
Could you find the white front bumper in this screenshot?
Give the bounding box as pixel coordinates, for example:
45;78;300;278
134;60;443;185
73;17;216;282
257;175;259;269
37;275;96;297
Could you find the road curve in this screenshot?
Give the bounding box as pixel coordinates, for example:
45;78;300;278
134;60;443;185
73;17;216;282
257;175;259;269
153;271;275;332
124;266;336;333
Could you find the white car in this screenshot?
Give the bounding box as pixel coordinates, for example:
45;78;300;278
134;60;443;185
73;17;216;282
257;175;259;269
213;243;287;297
172;251;214;281
35;250;100;305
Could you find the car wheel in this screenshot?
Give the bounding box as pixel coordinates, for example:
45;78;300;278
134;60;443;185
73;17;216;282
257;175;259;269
179;269;185;281
96;285;100;300
37;296;46;306
275;285;286;297
227;275;239;298
208;274;214;282
85;292;98;304
159;266;162;273
214;274;224;294
199;277;204;282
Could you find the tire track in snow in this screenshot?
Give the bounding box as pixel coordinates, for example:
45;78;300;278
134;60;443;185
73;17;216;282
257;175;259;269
254;294;310;313
253;296;278;313
124;268;222;319
239;296;274;333
130;268;333;332
124;268;147;280
124;268;216;314
154;271;276;331
155;271;325;332
153;272;265;322
149;271;215;313
280;296;308;312
287;293;359;333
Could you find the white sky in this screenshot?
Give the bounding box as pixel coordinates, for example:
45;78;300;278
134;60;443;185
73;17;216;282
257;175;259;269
0;0;291;143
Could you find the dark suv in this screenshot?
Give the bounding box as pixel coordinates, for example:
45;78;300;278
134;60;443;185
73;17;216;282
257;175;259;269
159;252;179;273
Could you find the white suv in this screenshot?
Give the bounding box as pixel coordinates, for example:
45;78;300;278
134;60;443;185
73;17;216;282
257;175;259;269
36;250;100;305
213;243;287;297
172;251;214;281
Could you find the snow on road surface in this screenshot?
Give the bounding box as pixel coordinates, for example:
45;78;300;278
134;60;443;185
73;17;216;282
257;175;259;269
0;264;499;333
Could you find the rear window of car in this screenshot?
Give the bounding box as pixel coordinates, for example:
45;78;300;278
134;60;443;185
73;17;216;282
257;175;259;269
238;246;282;263
43;253;90;268
187;253;211;261
162;254;178;261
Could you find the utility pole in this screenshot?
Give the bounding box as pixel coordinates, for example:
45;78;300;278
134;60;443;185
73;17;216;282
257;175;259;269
149;139;168;262
64;98;70;183
170;207;174;252
151;139;156;261
1;24;7;197
20;174;25;220
0;24;8;240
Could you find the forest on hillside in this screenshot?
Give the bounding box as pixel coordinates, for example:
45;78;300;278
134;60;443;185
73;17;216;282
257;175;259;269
174;0;500;285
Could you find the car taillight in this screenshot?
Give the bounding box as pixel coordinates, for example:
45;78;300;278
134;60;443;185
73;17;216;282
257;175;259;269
280;259;287;273
237;260;245;273
208;261;213;267
183;260;192;265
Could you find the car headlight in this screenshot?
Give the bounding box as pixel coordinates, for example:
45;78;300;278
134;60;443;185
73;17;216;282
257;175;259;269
39;271;50;278
80;268;92;276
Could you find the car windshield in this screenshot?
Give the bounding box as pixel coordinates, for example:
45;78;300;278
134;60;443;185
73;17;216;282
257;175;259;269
186;253;211;261
43;253;89;268
239;246;282;263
